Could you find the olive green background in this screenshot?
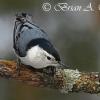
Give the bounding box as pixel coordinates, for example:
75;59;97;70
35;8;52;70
0;0;100;100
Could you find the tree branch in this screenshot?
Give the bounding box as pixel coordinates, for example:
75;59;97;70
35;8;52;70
0;60;100;94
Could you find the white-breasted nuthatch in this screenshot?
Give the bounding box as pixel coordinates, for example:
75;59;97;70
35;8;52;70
13;13;66;72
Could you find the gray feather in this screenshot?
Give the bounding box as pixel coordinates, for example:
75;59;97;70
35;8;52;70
14;22;49;57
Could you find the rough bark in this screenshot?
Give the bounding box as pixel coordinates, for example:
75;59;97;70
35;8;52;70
0;60;100;94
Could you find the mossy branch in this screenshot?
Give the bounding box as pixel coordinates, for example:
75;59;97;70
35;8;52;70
0;60;100;94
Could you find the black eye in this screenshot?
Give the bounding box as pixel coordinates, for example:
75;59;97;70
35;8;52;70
47;56;51;60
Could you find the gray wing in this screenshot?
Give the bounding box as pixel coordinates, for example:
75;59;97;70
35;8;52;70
14;23;49;57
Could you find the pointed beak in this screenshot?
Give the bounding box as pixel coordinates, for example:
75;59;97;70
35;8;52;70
58;61;69;68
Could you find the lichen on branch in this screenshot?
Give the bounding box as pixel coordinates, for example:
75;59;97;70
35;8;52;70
0;60;100;94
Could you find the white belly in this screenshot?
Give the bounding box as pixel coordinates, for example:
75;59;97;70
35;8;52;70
19;45;47;69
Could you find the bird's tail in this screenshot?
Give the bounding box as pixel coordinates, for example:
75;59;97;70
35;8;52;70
15;12;32;23
13;12;32;49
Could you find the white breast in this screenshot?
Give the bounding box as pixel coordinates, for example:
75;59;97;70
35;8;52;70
19;45;47;69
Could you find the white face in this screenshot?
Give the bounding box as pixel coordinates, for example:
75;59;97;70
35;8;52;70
20;45;60;69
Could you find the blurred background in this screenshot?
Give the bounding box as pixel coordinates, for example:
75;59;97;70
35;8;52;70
0;0;100;100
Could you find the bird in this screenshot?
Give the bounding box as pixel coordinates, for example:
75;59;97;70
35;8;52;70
13;12;66;74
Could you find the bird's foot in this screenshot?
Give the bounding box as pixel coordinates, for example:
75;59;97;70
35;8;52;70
42;66;56;85
16;58;21;76
16;66;21;76
43;66;56;76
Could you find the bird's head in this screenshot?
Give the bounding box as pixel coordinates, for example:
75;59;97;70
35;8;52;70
24;38;66;69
